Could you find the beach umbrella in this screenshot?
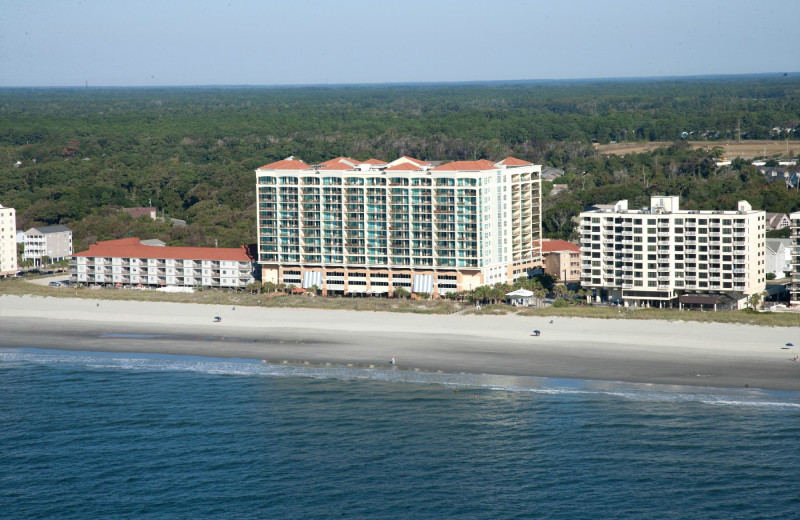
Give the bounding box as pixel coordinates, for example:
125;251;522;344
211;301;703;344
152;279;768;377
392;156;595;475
787;343;794;347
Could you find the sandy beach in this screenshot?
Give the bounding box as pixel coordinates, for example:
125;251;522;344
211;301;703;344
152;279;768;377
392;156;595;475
1;295;799;391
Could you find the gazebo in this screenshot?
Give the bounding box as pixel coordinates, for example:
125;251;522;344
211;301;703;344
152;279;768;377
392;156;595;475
506;288;535;307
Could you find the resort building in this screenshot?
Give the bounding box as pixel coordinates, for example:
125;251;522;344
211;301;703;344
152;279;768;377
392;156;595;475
540;238;581;287
790;211;800;306
71;238;254;289
0;203;17;277
579;196;766;310
23;224;73;266
255;156;542;296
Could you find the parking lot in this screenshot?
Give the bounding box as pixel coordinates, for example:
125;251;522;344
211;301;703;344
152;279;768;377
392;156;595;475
23;273;71;287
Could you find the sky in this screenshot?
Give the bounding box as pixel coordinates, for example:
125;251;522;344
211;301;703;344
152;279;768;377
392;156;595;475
1;0;798;87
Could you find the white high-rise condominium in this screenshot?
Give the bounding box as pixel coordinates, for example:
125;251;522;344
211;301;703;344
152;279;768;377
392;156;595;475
790;211;800;306
0;203;17;277
579;196;766;310
255;156;542;296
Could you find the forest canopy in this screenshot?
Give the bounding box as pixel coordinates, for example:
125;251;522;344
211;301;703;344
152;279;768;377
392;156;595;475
1;75;799;248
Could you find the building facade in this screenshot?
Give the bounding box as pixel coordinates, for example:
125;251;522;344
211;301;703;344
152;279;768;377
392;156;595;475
765;212;790;231
540;238;581;286
579;196;766;310
255;156;542;296
765;238;791;279
71;238;254;289
790;211;800;306
0;204;17;277
23;225;73;266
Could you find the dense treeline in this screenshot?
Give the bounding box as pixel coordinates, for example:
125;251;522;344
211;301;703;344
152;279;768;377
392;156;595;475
1;75;799;248
543;143;800;240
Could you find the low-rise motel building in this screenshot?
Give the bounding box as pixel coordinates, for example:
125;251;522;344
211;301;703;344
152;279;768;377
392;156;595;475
579;196;766;310
540;238;582;287
71;238;254;289
790;211;800;306
255;156;543;297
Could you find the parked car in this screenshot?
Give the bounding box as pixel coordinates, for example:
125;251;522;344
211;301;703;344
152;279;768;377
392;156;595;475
48;281;61;287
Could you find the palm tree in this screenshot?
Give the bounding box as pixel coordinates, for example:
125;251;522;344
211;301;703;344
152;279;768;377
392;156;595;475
552;284;568;300
489;285;506;305
473;285;489;305
748;291;763;310
534;288;547;308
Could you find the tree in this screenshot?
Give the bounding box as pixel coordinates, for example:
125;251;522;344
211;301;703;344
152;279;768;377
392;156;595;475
534;288;547;308
473;285;490;305
488;285;507;304
552;284;568;299
748;292;764;310
393;286;410;299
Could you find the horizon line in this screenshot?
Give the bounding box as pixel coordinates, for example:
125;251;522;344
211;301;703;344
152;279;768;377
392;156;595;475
1;71;797;90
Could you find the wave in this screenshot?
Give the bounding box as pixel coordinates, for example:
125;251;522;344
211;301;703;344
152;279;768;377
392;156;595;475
3;347;799;410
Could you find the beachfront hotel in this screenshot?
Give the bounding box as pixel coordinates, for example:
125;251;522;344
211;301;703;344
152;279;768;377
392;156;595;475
0;203;17;277
579;196;766;310
790;211;800;306
255;156;542;296
71;238;255;289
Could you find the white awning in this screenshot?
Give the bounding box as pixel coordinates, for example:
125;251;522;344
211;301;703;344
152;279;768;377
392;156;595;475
302;271;323;289
412;274;434;293
506;288;534;298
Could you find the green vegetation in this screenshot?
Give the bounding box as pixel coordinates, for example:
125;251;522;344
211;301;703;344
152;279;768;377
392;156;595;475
2;76;800;248
5;277;798;327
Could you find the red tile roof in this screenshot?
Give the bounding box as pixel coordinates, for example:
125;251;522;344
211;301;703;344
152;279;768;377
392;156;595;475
384;161;423;171
73;238;252;262
497;157;533;166
318;157;360;170
541;239;580;253
318;162;353;170
320;156;357;166
258;159;313;170
432;159;497;171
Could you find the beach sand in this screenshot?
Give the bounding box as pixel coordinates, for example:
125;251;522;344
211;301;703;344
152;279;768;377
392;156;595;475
1;295;798;391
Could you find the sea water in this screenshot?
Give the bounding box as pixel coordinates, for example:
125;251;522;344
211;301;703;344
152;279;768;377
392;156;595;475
2;348;799;520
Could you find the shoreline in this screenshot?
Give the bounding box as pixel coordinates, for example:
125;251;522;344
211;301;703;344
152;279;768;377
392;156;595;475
2;295;799;391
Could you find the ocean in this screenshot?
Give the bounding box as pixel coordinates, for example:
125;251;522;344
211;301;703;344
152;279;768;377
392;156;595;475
2;348;799;520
